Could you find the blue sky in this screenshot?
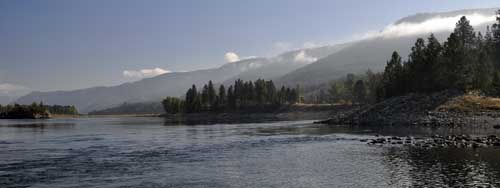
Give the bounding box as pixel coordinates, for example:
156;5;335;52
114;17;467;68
1;0;500;94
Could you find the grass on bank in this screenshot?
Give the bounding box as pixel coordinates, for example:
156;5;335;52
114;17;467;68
437;94;500;112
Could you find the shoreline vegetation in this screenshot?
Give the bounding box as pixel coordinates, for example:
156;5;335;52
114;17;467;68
162;79;300;114
319;12;500;127
0;103;78;119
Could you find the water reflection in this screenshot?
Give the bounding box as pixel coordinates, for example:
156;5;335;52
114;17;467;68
383;146;500;187
6;123;75;129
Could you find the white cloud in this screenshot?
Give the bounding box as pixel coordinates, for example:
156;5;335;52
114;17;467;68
361;13;496;39
224;52;240;63
123;68;170;78
0;83;29;96
294;50;318;64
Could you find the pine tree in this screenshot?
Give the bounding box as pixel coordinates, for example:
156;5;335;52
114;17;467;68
201;84;209;110
491;72;500;97
445;16;477;91
382;51;404;98
406;38;426;92
208;80;216;108
425;34;443;91
227;85;235;109
491;10;500;67
218;85;226;108
265;80;276;104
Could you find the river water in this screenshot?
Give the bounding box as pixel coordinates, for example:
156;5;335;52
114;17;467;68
2;117;500;187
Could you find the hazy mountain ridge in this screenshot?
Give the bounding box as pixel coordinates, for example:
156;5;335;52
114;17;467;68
18;58;266;112
395;8;497;24
221;44;351;85
16;46;339;113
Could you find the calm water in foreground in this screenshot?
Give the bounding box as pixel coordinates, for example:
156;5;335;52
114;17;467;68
2;118;500;187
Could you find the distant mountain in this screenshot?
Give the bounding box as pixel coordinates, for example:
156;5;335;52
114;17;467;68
18;58;265;113
276;8;496;90
17;45;343;113
221;44;350;85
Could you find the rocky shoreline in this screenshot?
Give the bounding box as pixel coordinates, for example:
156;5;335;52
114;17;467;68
363;134;500;149
316;91;500;127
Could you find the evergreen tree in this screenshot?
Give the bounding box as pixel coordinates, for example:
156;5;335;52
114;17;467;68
474;35;494;91
265;80;276;104
382;51;404;98
491;72;500;97
406;38;426;92
227;85;235;109
185;85;199;113
443;16;477;91
491;10;500;67
218;85;226;108
208;80;216;107
201;84;209;110
425;34;443;91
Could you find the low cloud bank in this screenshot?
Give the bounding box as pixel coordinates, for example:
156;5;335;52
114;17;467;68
123;68;170;79
362;13;496;39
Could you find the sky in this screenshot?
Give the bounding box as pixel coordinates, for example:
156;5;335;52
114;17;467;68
1;0;500;96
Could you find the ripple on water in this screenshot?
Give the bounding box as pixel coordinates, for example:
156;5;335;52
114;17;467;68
2;118;500;187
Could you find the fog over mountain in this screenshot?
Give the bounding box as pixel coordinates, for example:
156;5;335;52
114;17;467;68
16;8;499;113
277;8;497;90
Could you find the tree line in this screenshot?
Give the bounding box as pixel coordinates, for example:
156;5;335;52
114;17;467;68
308;71;382;105
162;79;300;114
377;13;500;100
0;102;79;117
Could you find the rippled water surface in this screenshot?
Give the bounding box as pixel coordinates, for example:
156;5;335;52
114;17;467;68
2;117;500;187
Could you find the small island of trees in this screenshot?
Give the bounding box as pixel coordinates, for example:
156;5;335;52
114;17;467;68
0;102;79;119
162;79;300;114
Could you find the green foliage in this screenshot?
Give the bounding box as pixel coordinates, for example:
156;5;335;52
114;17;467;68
377;15;500;100
45;104;79;115
491;72;500;97
382;51;405;98
0;102;71;118
162;79;300;114
162;97;184;114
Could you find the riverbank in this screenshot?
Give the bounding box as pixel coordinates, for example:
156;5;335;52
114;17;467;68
161;104;352;125
317;91;500;127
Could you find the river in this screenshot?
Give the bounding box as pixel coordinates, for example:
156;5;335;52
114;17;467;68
2;117;500;187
